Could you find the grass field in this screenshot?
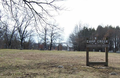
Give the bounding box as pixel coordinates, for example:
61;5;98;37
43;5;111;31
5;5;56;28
0;49;120;78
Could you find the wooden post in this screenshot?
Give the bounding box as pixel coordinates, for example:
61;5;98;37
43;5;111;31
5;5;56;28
105;38;108;66
105;47;108;66
86;48;89;66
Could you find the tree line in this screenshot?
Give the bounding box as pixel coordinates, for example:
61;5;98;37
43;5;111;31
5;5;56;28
69;25;120;52
0;0;64;50
0;18;63;50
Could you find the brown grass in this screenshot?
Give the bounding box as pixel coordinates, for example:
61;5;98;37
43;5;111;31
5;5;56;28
0;49;120;78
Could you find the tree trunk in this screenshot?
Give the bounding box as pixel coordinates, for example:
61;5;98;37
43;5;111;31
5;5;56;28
20;38;23;50
49;38;53;50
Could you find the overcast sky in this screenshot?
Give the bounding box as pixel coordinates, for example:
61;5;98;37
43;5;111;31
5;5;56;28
55;0;120;41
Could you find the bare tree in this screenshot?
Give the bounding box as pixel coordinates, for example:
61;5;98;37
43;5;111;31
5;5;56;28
3;23;9;48
1;7;32;49
0;16;15;49
17;15;34;49
0;21;17;48
41;24;48;50
8;24;17;48
37;24;49;50
48;24;63;50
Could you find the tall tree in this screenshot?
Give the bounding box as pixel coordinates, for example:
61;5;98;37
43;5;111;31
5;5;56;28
39;24;49;50
49;24;63;50
17;15;34;49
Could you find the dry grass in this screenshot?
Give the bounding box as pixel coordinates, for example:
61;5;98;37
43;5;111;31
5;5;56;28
0;49;120;78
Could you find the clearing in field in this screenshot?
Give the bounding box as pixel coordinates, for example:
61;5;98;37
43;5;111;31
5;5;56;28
0;49;120;78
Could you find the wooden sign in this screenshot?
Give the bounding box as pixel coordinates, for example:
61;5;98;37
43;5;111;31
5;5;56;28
86;39;109;48
86;38;108;66
87;40;108;44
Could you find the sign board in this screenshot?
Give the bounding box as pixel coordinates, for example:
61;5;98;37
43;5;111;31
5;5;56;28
86;40;109;48
87;40;108;44
86;38;108;66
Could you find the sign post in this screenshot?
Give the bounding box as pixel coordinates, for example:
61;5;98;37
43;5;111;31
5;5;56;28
86;38;108;66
